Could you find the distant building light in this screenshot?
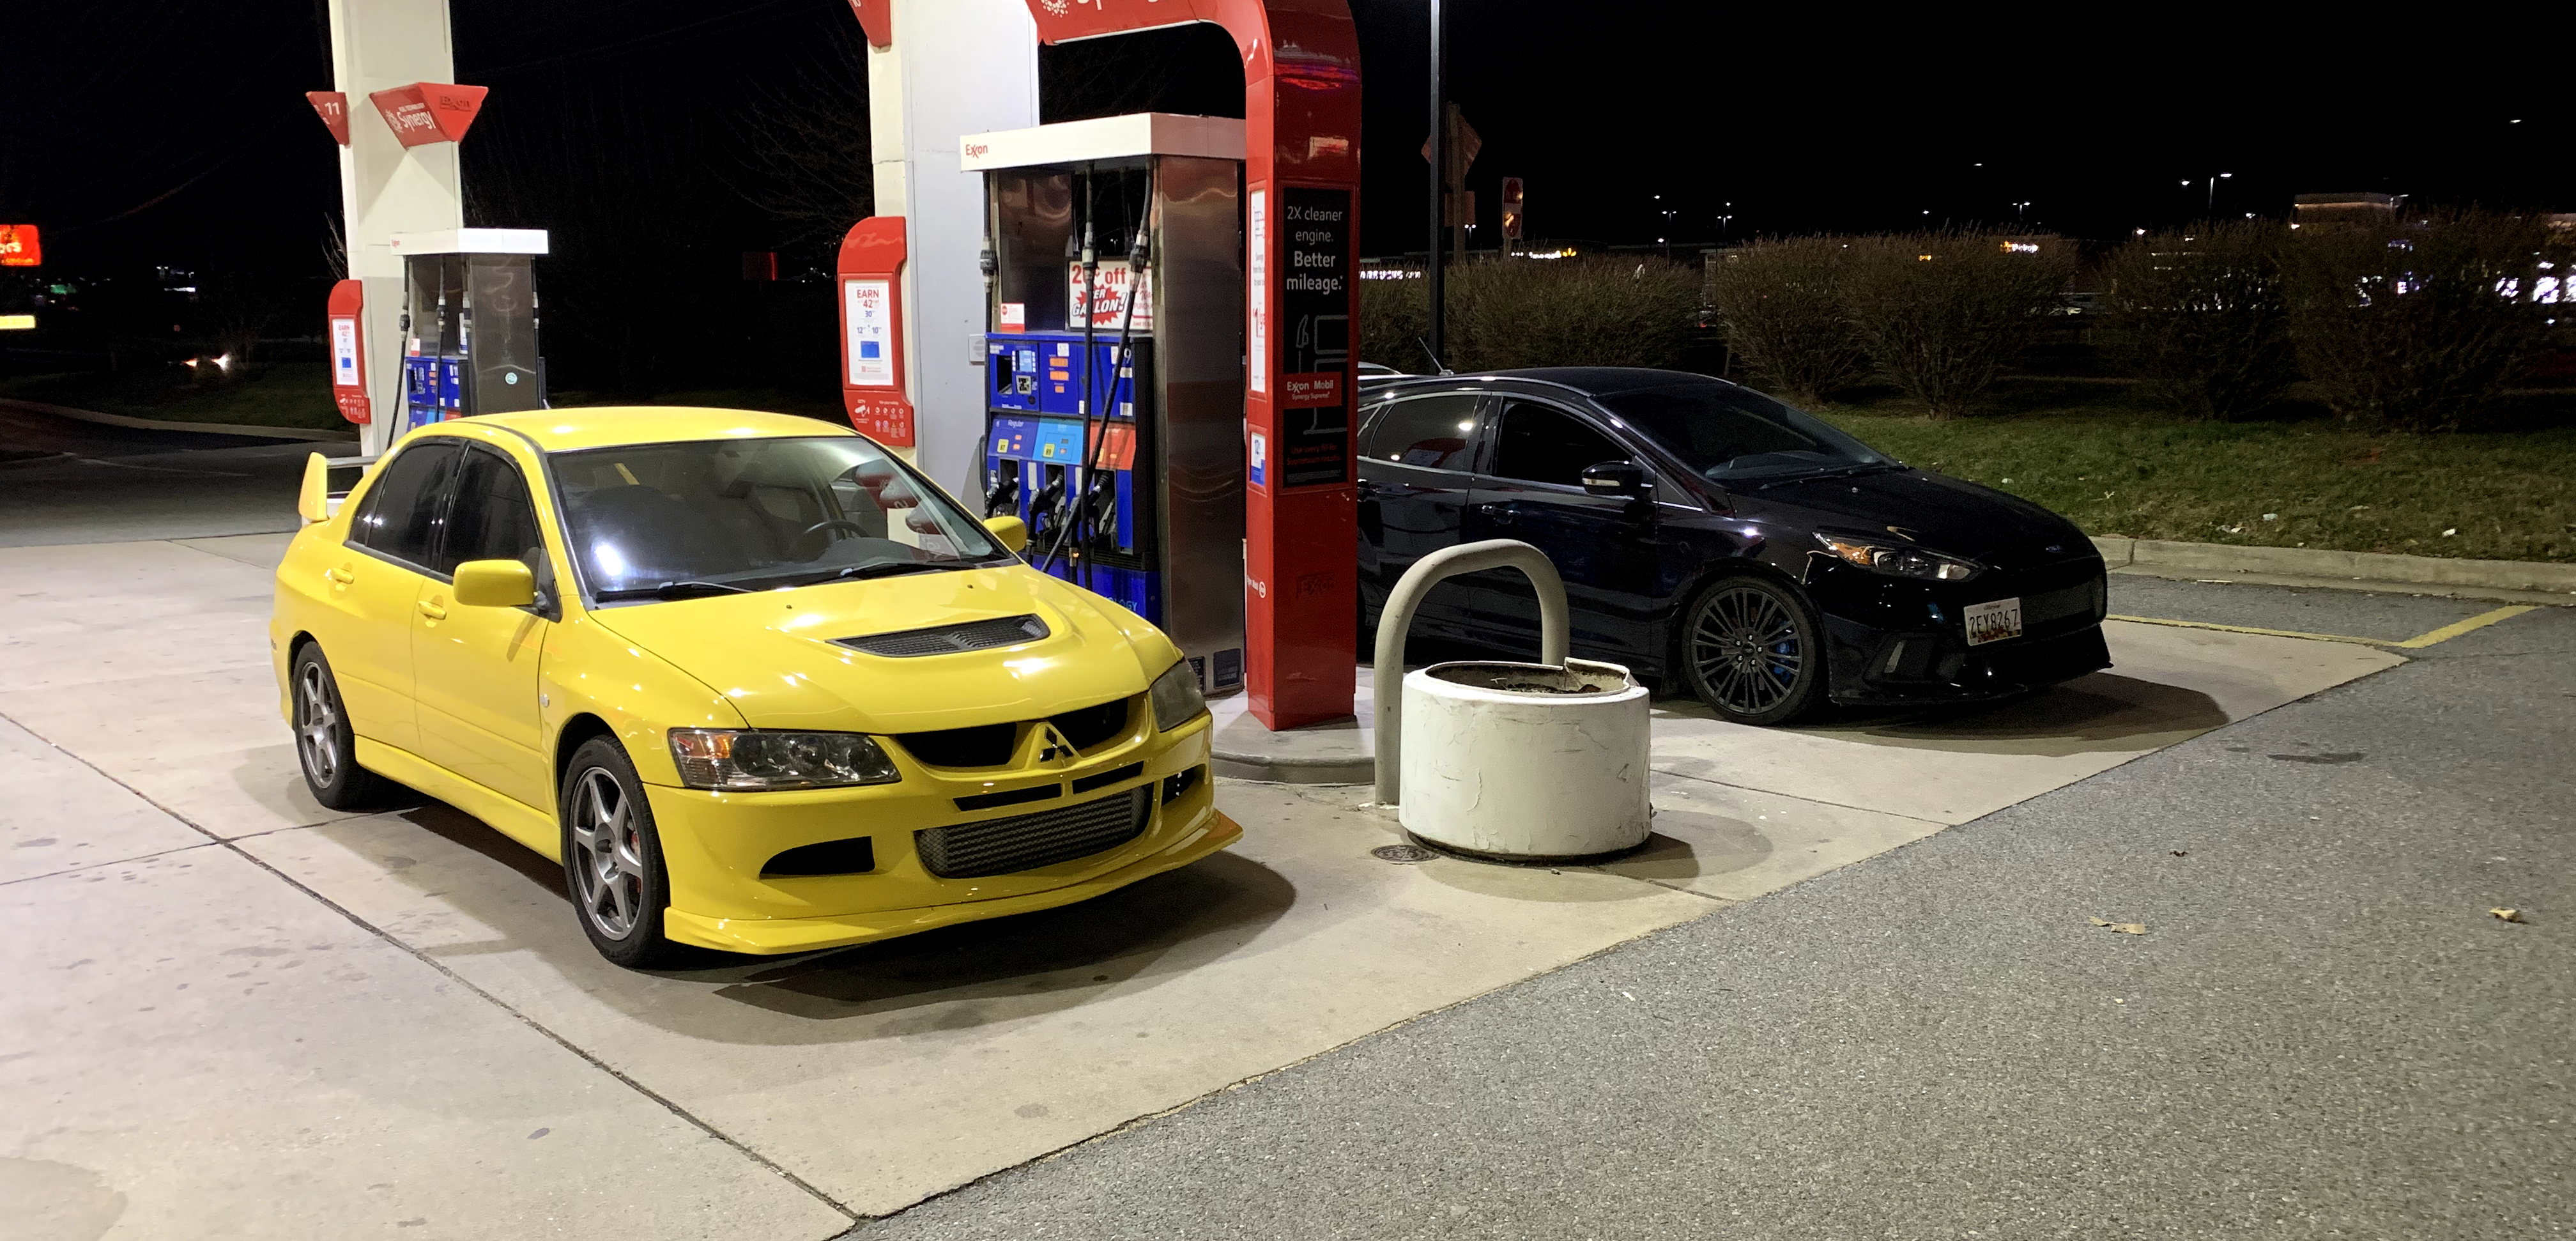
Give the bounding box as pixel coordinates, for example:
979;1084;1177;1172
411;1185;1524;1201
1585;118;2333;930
0;314;35;330
1999;242;2039;254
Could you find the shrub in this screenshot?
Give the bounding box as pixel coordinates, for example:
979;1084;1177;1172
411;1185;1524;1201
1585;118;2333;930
2097;220;2299;420
1839;233;2073;417
2283;207;2558;431
1705;236;1872;404
1354;257;1698;374
1358;274;1432;373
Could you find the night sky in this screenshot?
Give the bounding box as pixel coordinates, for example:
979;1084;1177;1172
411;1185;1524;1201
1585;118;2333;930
4;1;2564;277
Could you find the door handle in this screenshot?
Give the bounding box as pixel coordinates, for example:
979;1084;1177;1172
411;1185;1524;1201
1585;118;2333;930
1476;501;1518;527
325;566;355;584
416;599;448;621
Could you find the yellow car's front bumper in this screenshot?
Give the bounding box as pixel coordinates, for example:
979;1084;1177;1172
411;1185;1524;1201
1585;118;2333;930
664;808;1240;955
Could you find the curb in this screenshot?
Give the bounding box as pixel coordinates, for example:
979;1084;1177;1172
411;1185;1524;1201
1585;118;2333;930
2092;537;2576;598
1211;751;1375;785
0;397;357;442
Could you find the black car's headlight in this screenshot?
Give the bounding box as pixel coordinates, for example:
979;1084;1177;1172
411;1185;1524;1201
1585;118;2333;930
1814;534;1982;582
1149;658;1208;732
668;729;901;790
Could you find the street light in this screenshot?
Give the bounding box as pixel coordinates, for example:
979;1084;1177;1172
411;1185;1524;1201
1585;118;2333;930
2205;171;2233;212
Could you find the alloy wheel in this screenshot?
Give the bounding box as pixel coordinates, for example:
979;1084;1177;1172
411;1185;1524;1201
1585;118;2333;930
294;663;339;785
1691;584;1805;716
569;768;647;941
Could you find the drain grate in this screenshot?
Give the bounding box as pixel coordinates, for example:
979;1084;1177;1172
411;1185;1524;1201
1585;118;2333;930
1371;844;1438;864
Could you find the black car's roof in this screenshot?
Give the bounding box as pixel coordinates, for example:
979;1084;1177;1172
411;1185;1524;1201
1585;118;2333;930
1374;366;1724;399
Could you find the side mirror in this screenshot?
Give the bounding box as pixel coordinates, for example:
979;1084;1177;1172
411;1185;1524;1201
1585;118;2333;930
983;514;1030;553
452;559;538;608
1579;459;1652;498
297;453;330;524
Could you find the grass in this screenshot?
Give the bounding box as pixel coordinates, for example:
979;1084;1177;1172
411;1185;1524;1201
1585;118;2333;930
1811;378;2576;564
0;362;348;431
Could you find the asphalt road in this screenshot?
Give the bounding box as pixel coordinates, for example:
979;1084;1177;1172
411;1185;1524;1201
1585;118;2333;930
0;402;353;547
850;589;2574;1240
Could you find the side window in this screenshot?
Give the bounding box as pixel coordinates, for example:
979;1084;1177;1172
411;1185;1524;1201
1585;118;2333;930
437;448;544;576
349;442;462;568
1360;394;1483;472
1491;401;1628;488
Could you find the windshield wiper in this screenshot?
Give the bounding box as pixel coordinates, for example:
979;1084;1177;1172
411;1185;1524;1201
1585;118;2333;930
595;580;749;601
1749;462;1905;490
802;561;954;586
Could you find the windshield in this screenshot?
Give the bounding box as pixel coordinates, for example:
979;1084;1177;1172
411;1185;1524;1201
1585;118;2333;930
1595;380;1894;482
551;436;1006;601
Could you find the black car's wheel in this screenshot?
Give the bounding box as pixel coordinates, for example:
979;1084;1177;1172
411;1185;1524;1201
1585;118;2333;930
289;644;399;810
1680;576;1825;727
560;737;685;969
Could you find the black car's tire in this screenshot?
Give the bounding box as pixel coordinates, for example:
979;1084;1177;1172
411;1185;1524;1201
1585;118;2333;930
289;644;401;810
1678;576;1827;727
559;737;686;969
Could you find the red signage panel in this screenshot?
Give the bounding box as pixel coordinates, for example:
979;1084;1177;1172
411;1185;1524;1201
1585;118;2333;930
307;91;351;144
0;224;38;268
845;0;892;47
838;216;913;447
367;83;488;148
326;279;371;424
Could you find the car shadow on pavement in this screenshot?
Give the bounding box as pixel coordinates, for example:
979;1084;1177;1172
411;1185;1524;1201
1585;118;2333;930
1652;672;2230;759
379;797;1296;1039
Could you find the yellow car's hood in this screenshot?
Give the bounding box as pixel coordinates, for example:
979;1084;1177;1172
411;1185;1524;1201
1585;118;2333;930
584;566;1172;735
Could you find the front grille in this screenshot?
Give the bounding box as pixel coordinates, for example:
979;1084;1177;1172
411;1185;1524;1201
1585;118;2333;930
916;787;1151;879
1048;697;1131;751
896;723;1018;767
2021;574;2107;632
836;614;1048;658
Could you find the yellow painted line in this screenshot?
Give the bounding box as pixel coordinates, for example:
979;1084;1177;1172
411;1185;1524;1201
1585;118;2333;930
2106;604;2537;651
2106;615;2392;647
2391;605;2536;649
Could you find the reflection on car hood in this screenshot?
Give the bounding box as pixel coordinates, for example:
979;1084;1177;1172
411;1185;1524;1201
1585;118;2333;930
1747;469;2090;570
584;566;1166;734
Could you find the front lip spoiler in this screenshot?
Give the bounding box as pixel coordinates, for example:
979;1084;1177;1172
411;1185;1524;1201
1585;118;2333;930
660;809;1242;955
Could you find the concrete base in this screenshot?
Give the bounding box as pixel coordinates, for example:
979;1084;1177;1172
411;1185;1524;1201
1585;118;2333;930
1209;682;1375;783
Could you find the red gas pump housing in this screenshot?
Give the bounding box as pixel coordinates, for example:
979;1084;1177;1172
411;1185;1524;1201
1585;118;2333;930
326;279;371;424
837;216;914;447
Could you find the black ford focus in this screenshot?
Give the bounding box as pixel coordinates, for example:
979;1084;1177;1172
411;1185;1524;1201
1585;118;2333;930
1356;367;2110;725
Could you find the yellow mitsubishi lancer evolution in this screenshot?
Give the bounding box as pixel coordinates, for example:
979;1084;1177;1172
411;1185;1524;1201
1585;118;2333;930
272;408;1237;968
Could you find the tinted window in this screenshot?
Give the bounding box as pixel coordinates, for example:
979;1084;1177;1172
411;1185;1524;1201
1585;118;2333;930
1491;401;1627;488
350;441;461;567
1361;394;1482;471
551;436;1005;600
1595;380;1891;482
437;449;544;576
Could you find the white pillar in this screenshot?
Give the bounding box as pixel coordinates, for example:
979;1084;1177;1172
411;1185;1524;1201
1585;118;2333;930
873;0;1041;493
326;0;463;456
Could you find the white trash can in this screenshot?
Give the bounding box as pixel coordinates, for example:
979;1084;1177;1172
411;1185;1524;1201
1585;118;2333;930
1398;658;1652;861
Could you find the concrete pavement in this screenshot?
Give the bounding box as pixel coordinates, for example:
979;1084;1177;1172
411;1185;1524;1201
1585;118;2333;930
847;590;2574;1240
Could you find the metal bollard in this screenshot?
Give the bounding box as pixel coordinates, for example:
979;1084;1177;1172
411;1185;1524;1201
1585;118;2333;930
1371;539;1567;806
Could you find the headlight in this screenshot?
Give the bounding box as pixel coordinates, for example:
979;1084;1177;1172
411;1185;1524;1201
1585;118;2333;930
1149;658;1208;732
1814;534;1982;582
667;729;900;790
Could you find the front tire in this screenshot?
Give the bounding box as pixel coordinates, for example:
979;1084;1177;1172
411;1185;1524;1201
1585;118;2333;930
1680;576;1827;727
289;644;399;810
560;737;684;969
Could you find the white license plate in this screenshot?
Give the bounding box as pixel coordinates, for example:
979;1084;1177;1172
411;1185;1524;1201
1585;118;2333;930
1963;597;2023;646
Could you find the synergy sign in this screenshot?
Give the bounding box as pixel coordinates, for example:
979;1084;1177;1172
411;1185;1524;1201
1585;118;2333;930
366;83;489;148
0;224;40;267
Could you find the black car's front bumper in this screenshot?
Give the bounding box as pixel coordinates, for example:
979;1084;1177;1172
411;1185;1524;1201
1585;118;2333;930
1807;555;2112;707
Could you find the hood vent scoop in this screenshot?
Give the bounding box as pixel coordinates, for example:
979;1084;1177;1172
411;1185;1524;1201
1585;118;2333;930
835;614;1050;658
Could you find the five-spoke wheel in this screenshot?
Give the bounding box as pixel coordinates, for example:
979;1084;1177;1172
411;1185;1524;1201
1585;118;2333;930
1681;577;1824;727
560;737;682;967
289;644;396;809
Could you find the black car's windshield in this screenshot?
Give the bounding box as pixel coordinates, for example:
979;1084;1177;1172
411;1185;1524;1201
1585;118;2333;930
551;436;1006;601
1596;380;1895;483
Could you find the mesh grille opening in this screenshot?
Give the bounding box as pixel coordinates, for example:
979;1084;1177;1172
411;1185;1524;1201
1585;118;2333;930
916;788;1151;879
895;723;1018;768
1048;697;1131;752
836;615;1048;658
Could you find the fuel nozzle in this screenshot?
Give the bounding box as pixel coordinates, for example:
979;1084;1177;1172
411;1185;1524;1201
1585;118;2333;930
1030;466;1068;539
1082;470;1119;551
982;465;1019;518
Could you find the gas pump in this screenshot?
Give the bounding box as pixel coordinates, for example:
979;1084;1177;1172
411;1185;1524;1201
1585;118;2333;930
387;229;548;436
968;114;1248;696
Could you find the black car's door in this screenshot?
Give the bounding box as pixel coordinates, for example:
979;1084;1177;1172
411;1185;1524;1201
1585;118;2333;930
1355;390;1491;638
1462;397;1667;664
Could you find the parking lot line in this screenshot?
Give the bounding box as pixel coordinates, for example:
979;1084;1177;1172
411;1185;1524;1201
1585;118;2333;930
2107;604;2539;652
2389;605;2537;649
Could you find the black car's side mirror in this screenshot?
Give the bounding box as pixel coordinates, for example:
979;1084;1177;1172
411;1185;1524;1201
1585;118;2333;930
1580;459;1652;498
